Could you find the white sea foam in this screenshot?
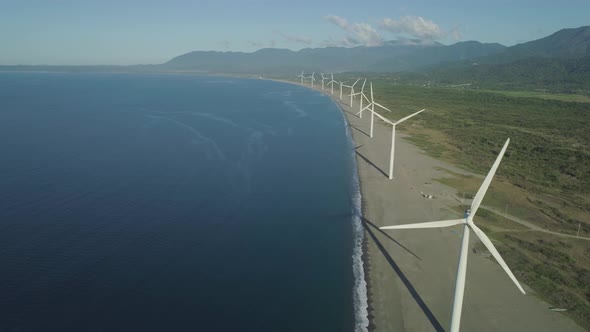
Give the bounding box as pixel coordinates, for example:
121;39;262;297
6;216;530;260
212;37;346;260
147;115;226;160
149;111;242;129
283;100;308;118
343;110;369;332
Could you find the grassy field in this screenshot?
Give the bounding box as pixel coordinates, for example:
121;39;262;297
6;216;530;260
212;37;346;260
364;82;590;329
478;89;590;103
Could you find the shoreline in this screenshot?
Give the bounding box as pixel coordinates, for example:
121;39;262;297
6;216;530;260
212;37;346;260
280;79;585;332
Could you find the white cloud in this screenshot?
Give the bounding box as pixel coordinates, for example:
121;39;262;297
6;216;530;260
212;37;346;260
247;40;276;48
378;16;444;40
218;40;231;49
278;32;313;45
324;15;383;47
451;26;463;42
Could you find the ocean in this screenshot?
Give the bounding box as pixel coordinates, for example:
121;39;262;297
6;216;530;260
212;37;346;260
0;73;367;331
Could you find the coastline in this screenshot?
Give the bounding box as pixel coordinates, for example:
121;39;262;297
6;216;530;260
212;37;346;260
280;79;585;332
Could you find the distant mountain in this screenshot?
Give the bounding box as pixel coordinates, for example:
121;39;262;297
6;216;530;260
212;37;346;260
370;41;506;71
2;26;589;90
478;26;590;64
401;26;590;92
162;40;505;74
416;56;590;91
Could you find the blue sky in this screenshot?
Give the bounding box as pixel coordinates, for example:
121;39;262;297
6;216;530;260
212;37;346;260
1;0;589;65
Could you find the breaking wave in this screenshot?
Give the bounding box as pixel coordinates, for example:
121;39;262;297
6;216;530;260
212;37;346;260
342;108;369;332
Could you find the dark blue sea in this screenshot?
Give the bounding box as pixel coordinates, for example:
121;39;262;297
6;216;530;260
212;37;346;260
0;73;368;332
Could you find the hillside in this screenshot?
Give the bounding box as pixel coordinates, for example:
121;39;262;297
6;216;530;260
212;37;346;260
390;27;590;93
162;41;505;74
397;56;590;92
482;26;590;64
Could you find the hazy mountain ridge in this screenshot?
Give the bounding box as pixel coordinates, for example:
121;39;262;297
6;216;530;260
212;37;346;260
163;40;504;74
161;26;589;75
406;27;590;92
480;26;590;64
1;26;589;93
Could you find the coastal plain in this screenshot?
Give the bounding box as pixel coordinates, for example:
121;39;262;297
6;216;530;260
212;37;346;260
314;84;585;331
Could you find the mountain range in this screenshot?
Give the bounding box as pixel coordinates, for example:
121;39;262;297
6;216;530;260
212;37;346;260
1;26;589;92
162;39;507;74
162;26;590;75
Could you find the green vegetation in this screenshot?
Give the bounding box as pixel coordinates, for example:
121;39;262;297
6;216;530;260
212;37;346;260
389;56;590;94
372;83;590;197
478;89;590;103
490;232;590;330
367;82;590;329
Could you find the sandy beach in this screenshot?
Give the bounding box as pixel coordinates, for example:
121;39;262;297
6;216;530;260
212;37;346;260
296;81;586;331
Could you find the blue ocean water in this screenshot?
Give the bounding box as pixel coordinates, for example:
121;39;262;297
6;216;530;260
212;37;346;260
0;73;367;331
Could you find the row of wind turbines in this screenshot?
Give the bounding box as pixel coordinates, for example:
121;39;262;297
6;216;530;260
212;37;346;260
297;71;526;332
298;70;424;180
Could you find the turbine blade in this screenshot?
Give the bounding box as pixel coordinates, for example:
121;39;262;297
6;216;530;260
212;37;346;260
352;78;360;87
374;102;393;112
361;103;373;112
380;219;464;230
395;109;426;125
470;138;510;216
372;111;395;125
470;222;526;294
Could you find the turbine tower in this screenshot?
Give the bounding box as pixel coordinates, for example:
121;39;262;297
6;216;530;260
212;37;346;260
360;82;394;137
320;73;327;91
348;78;361;106
297;71;305;85
350;79;368;118
380;138;525;332
368;108;425;179
327;73;337;95
310;72;316;88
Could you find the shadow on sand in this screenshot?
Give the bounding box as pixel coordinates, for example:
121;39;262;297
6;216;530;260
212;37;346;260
342;110;358;118
355;149;388;179
349;124;370;137
362;218;446;332
362;218;421;261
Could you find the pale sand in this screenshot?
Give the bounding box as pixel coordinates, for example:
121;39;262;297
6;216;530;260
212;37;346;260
291;81;585;331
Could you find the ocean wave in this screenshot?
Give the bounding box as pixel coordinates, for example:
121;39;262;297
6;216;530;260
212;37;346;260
283;100;308;118
146;115;226;160
343;110;369;332
148;111;243;129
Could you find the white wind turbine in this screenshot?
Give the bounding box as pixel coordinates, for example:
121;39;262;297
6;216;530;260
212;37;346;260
327;73;337;95
369;108;425;179
320;73;327;91
297;71;305;85
309;72;316;88
339;80;347;101
380;138;525;332
350;79;369;118
347;78;361;106
360;82;395;138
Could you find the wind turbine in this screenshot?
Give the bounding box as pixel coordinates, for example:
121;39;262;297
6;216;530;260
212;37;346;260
369;108;425;179
339;80;347;101
327;73;337;95
380;138;525;332
297;71;305;85
350;79;369;118
347;78;361;106
309;72;316;88
320;73;327;91
361;82;394;138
